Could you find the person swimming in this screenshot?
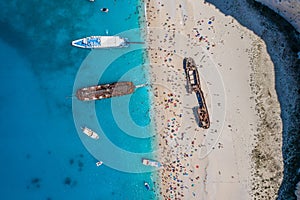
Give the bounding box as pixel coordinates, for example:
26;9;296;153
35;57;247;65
100;8;109;13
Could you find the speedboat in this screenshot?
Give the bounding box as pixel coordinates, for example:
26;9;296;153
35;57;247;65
142;158;163;168
96;161;103;167
81;126;99;140
100;8;109;12
144;181;150;190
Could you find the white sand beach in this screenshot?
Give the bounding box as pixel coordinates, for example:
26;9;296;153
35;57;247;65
145;0;283;199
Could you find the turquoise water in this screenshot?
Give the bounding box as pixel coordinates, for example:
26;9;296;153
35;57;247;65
0;0;157;199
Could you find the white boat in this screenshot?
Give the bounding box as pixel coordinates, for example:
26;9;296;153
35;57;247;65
142;158;162;168
72;36;128;49
81;126;99;140
100;8;109;13
144;181;150;190
96;161;103;166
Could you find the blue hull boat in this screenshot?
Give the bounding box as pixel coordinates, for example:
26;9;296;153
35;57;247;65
72;36;128;49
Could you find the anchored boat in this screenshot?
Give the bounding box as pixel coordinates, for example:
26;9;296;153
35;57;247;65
142;158;162;168
144;181;150;190
72;36;128;49
76;82;135;101
81;126;99;140
96;161;103;167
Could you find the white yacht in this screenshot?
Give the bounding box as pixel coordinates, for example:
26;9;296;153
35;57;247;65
72;36;128;49
81;126;99;140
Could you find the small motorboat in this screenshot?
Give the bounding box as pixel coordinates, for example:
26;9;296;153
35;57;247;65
96;161;103;167
142;158;163;168
144;181;150;190
100;8;109;13
81;126;99;140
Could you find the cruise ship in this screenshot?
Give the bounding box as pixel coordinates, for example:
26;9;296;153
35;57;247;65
76;82;135;101
72;36;128;49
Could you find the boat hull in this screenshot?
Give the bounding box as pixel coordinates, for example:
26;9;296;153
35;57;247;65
142;158;162;168
183;57;210;129
81;127;99;140
72;36;128;49
76;82;135;101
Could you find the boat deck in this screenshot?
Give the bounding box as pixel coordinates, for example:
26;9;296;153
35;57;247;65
142;158;162;168
183;57;210;129
81;126;99;140
72;36;128;48
76;82;135;101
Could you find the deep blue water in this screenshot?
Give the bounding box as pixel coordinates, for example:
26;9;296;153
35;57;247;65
0;0;157;199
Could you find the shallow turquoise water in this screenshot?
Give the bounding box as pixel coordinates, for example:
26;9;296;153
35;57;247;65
0;0;157;199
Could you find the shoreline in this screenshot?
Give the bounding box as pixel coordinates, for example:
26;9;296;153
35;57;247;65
137;1;165;198
248;1;300;199
144;0;284;199
254;0;300;33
